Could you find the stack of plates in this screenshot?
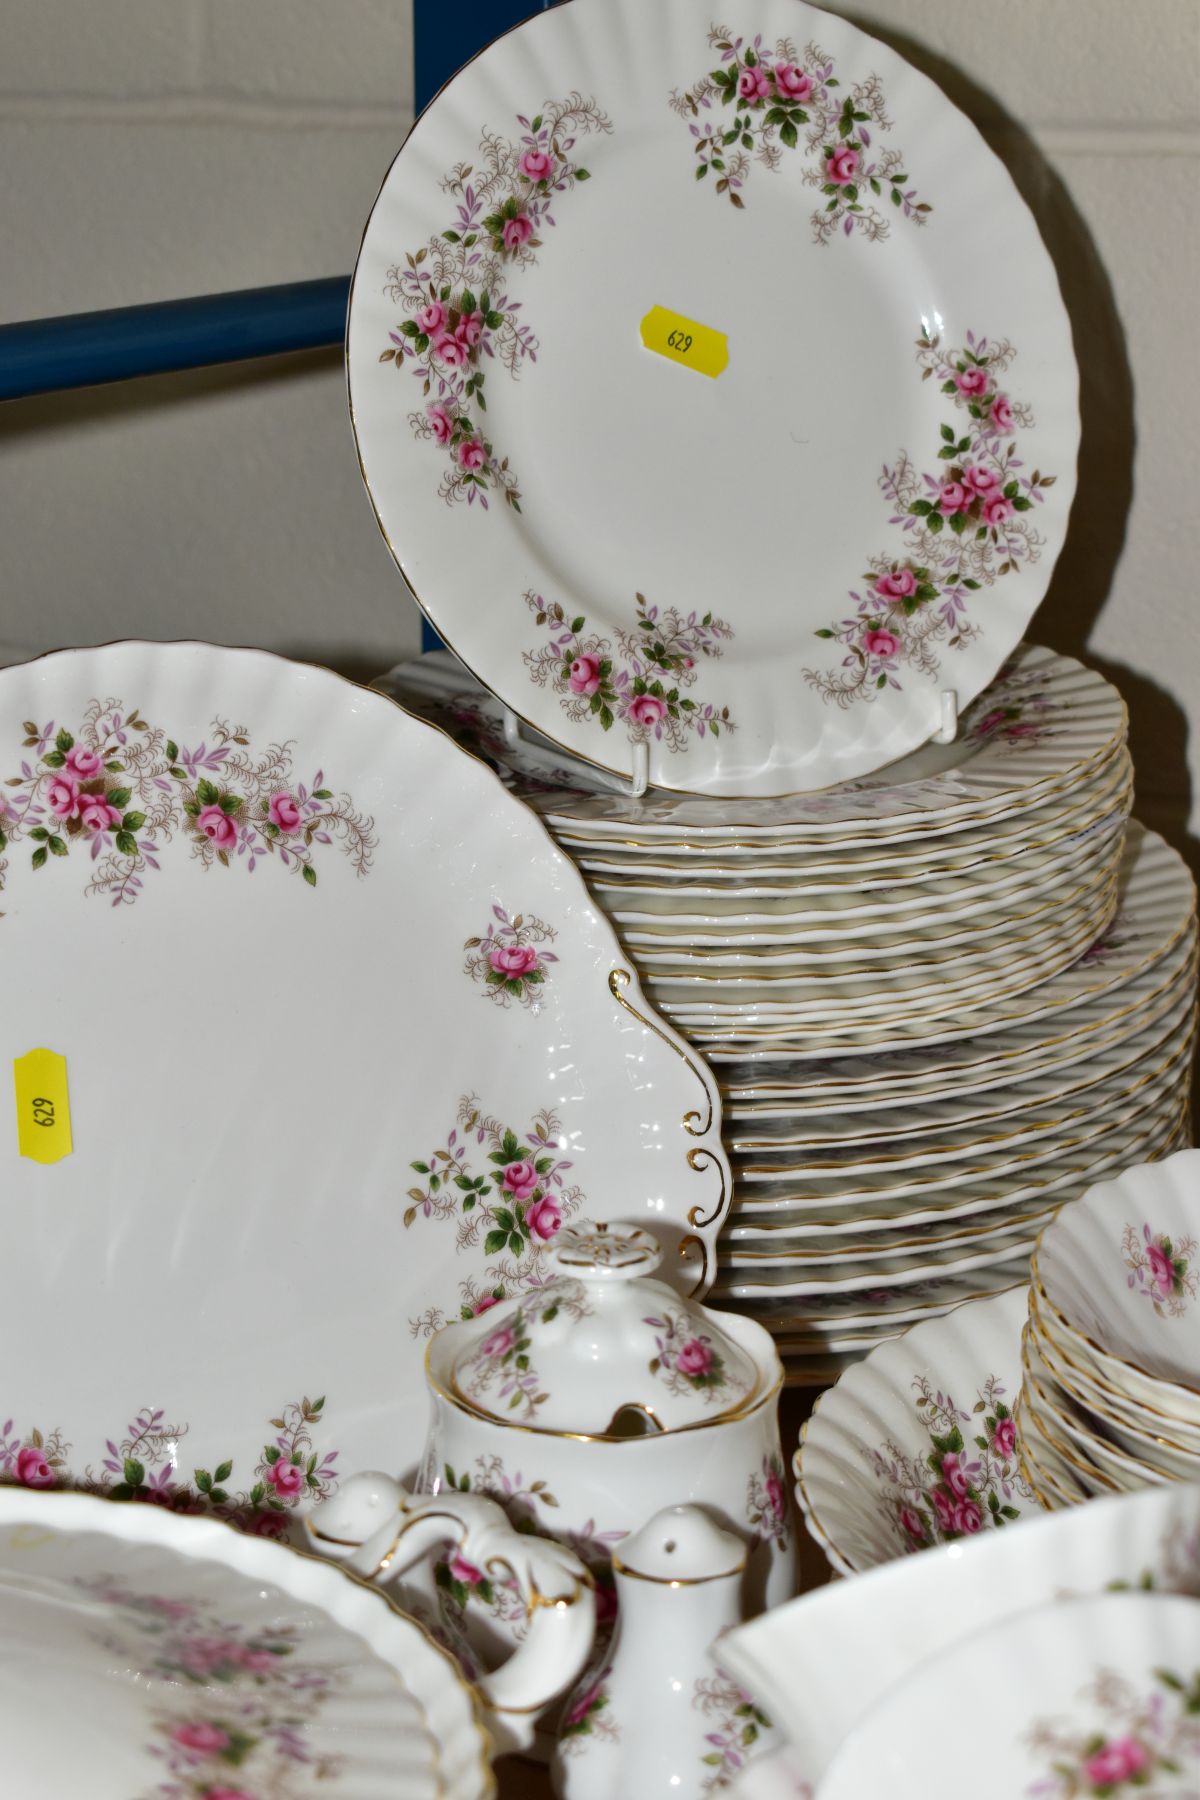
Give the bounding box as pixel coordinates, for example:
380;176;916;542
1018;1149;1200;1506
377;652;1196;1380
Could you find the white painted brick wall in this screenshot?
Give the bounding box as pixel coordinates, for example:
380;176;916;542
1;0;1198;838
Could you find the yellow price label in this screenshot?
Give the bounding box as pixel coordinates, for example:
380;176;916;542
14;1049;73;1165
640;306;728;379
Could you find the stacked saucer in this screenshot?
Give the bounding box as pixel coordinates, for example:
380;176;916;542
1017;1148;1200;1507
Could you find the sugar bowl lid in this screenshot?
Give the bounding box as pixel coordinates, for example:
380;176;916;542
447;1221;760;1436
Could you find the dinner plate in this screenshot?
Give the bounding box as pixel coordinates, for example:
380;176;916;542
0;644;729;1521
0;1489;494;1799
351;0;1079;796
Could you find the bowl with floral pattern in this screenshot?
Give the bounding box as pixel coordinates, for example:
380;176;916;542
818;1590;1200;1799
718;1482;1200;1792
795;1284;1039;1576
1032;1148;1200;1425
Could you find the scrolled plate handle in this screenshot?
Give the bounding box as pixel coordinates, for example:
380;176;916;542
307;1472;596;1753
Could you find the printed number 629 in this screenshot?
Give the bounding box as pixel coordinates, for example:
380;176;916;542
667;329;694;354
31;1096;55;1129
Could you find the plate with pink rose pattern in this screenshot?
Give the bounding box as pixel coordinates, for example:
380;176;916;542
348;0;1078;797
0;642;728;1527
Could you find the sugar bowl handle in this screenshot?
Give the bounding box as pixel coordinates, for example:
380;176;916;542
307;1471;596;1754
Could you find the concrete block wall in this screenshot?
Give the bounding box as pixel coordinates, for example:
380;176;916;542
2;1;1198;855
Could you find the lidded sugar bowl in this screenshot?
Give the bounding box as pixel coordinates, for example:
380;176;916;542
417;1221;796;1636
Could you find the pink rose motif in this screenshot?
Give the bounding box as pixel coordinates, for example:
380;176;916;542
931;1487;956;1533
569;653;602;697
64;743;103;779
974;708;1008;736
46;773;81;819
862;627;900;658
992;1416;1016;1460
898;1506;926;1543
952;1498;983;1534
990;392;1015;431
264;1457;305;1498
676;1337;713;1378
981;493;1013;528
937;479;972;515
480;1325;515;1360
14;1444;54;1488
448;1552;486;1587
1146;1240;1177;1298
489;943;540;979
961;463;1001;498
519;147;554;182
501;1159;539;1200
526;1195;563;1242
627;693;668;729
826;144;860;185
472;1295;500;1316
238;1648;277;1674
773;63;813;101
416;300;446;336
455;309;484;348
737;66;770;100
502;213;534;251
457;438;487;473
764;1469;785;1519
77;794;122;835
427;403;454;446
1084;1738;1149;1786
941;1452;970;1500
434;332;470;368
954;366;990;398
172;1721;231;1756
565;1681;604;1729
196;804;238;851
268;791;302;833
874;569;917;603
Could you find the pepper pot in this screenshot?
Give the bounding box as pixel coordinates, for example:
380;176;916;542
552;1504;779;1799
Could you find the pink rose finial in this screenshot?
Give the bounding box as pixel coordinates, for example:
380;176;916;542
526;1195;563;1242
480;1325;515;1360
416;300;446;337
961;463;1001;498
502;213;534;251
1146;1240;1176;1297
992;1416;1016;1460
874;569;917;603
489;943;540;979
982;493;1013;528
1084;1738;1149;1785
172;1721;231;1755
862;627;900;658
569;653;602;697
954;366;990;398
937;479;971;516
47;772;81;819
65;743;103;779
773;63;813;102
264;1457;305;1498
676;1338;713;1378
196;804;238;851
434;332;470;368
268;791;302;833
77;794;122;835
427;403;454;446
990;392;1015;431
457;438;487;473
826;145;860;186
14;1444;54;1488
627;693;668;730
501;1159;539;1200
520;147;554;183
